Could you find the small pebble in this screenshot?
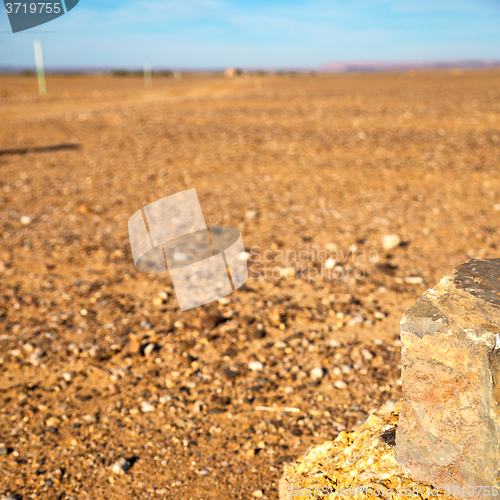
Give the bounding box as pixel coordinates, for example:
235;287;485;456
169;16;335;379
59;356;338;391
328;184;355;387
348;314;364;326
253;490;263;498
404;276;423;284
45;417;61;427
334;380;348;389
248;361;264;371
281;267;296;279
361;349;373;361
238;251;251;261
152;297;163;307
141;401;154;413
20;216;32;225
325;258;335;269
192;401;203;413
112;457;132;474
382;234;401;250
143;343;156;357
310;367;324;381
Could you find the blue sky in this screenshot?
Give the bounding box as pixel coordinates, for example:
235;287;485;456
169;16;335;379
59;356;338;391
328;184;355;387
1;0;499;69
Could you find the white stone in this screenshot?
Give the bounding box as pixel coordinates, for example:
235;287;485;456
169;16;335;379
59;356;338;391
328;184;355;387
140;401;154;413
325;258;336;269
310;367;324;381
112;457;131;474
403;276;423;284
382;234;401;251
249;361;264;371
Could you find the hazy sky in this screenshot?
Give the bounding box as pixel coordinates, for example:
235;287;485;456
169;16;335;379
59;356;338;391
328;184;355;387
1;0;500;69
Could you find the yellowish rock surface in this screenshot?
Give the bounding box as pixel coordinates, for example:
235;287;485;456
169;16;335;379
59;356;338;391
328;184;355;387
279;400;461;499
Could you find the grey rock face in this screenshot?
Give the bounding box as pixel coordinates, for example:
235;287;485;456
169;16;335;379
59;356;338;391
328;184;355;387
395;259;500;499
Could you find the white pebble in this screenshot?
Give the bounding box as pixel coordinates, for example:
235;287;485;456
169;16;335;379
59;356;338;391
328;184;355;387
238;251;251;261
382;234;401;250
334;380;347;389
310;367;324;381
404;276;423;285
348;314;364;326
112;457;131;474
20;216;32;225
248;360;264;371
143;343;156;357
325;258;336;269
361;349;373;361
140;401;154;413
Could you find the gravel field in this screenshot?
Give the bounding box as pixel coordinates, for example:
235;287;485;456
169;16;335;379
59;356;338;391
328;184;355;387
1;70;500;499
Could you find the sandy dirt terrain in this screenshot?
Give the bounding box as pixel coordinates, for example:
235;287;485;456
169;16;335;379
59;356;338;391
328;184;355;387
0;70;499;499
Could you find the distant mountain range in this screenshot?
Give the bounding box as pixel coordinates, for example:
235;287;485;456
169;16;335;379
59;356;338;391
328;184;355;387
1;60;500;74
319;59;500;73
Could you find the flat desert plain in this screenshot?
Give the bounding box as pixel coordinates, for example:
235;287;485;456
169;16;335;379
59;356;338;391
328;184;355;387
0;70;500;499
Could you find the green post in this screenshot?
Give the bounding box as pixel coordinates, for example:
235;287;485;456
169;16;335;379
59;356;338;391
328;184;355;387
34;40;46;96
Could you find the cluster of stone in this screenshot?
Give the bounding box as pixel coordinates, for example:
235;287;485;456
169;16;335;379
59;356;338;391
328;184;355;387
281;259;500;500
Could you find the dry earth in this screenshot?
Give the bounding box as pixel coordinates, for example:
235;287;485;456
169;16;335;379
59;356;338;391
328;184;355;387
0;70;500;499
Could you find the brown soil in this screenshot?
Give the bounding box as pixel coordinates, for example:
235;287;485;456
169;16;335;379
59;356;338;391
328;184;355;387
0;70;499;499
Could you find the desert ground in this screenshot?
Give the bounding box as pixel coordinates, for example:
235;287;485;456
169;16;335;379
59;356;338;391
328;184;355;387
0;69;500;499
